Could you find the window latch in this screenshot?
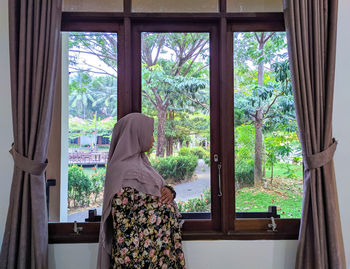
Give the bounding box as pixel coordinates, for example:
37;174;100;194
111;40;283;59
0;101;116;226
73;221;83;235
267;217;278;232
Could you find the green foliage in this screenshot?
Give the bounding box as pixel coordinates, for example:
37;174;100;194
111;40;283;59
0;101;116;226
68;165;92;207
235;125;255;188
178;147;191;156
177;187;211;212
68;115;116;141
68;165;106;208
264;131;293;178
283;163;298;179
90;168;106;202
292;156;302;165
188;146;208;159
150;155;198;181
179;146;210;166
265;162;303;180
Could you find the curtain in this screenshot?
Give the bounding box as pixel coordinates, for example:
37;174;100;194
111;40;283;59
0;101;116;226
0;0;61;268
283;0;346;268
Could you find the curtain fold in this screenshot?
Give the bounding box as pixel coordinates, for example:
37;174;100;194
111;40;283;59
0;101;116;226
0;0;61;268
283;0;346;268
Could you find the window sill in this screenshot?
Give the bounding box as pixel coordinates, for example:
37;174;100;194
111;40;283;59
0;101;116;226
48;219;299;244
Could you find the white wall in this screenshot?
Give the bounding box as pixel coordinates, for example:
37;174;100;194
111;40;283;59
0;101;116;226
333;0;350;264
0;0;14;240
0;0;349;268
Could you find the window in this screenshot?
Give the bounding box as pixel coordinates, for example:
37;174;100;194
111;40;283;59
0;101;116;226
233;31;303;219
48;2;300;243
141;32;212;216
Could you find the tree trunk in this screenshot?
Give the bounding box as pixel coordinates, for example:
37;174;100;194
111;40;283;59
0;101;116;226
254;109;263;186
156;108;166;157
166;111;174;156
263;164;266;178
254;34;265;187
270;163;274;184
166;136;173;156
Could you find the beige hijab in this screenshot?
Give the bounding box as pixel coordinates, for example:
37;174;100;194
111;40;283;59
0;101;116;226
97;112;166;268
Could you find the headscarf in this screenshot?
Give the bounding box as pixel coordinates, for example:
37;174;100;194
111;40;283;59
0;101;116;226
97;112;166;268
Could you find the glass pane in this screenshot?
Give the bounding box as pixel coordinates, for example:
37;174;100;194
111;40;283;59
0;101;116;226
234;32;303;219
141;32;211;214
227;0;282;12
66;32;118;222
63;0;123;12
132;0;218;12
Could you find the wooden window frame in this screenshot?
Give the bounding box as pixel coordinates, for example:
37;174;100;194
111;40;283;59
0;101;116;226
49;0;300;244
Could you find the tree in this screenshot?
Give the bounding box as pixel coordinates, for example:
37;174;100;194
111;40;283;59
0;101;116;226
68;32;210;157
234;32;294;186
141;33;210;156
264;132;295;184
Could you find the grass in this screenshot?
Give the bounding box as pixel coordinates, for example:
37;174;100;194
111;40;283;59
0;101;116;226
236;162;303;218
265;162;303;180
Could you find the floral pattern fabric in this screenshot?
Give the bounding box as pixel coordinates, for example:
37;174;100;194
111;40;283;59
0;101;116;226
110;187;186;269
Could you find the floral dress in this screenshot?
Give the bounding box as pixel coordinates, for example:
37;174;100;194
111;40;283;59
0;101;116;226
110;187;186;269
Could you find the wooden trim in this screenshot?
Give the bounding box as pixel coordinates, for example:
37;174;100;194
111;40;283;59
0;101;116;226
228;13;285;32
48;220;298;243
234;219;300;234
124;0;131;15
219;0;226;13
61;19;120;32
117;22;126;118
49;222;100;244
120;17;134;117
61;12;284;20
131;22;141;112
224;30;235;231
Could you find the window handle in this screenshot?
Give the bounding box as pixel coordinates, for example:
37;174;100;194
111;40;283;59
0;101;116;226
217;163;222;197
268;217;278;232
73;221;83;235
214;154;222;197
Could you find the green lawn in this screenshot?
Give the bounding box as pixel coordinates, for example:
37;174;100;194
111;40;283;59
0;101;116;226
236;163;303;218
265;162;303;180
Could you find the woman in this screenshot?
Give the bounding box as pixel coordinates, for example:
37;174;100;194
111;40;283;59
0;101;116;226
97;112;186;269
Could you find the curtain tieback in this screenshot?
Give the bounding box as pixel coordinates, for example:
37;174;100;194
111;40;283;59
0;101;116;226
304;138;338;170
9;142;48;176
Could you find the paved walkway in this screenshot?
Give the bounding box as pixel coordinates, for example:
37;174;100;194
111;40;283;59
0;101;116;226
67;159;210;222
174;159;210;202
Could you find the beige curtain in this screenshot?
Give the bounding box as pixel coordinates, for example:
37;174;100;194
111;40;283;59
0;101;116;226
0;0;61;268
283;0;346;268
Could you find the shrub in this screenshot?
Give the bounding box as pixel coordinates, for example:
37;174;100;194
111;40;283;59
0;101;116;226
235;161;255;188
284;163;298;179
68;165;92;207
178;147;192;156
189;146;208;159
90;168;106;202
235;125;255;188
179;146;210;166
151;155;198;181
177;187;211;212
